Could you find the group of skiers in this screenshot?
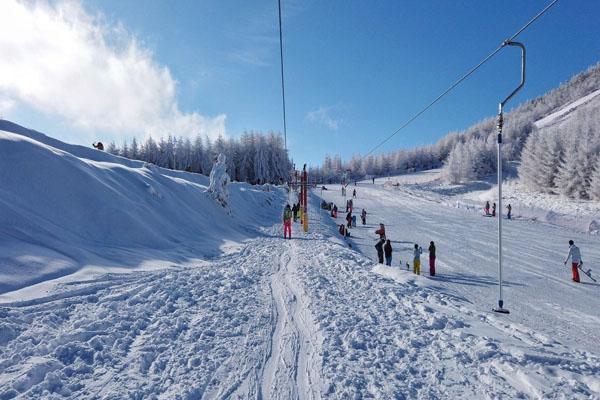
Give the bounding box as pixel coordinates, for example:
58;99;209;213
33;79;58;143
286;193;589;284
484;200;512;219
373;223;436;276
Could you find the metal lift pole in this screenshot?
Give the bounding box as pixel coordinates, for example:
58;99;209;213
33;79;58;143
494;41;525;314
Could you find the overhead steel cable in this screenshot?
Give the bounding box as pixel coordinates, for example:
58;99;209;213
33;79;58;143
278;0;288;150
363;0;559;159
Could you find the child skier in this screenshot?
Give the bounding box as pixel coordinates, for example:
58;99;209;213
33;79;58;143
384;240;393;266
564;240;582;283
428;241;436;276
413;244;422;275
375;239;385;264
283;204;292;239
361;209;367;225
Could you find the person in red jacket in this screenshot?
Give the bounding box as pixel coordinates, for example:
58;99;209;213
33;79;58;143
375;223;386;240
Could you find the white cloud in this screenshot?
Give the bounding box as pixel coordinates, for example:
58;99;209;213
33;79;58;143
0;0;225;140
305;106;343;130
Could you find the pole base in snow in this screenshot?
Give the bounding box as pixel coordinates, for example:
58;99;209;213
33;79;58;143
493;300;509;314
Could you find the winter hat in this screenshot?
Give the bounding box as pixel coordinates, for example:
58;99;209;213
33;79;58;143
569;240;574;246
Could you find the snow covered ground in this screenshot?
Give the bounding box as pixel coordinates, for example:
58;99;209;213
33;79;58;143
1;125;600;398
375;168;600;234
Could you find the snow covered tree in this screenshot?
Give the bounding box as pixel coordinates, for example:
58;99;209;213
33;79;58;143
208;153;231;207
589;157;600;200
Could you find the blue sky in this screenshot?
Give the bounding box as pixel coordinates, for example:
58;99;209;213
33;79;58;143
1;0;599;166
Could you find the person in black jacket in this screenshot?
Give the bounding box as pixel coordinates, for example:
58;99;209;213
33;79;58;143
384;240;392;266
375;239;384;264
429;241;436;276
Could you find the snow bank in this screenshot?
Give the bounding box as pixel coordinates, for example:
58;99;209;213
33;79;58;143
0;122;283;294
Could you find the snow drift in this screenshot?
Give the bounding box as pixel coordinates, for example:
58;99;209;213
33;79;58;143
0;121;283;294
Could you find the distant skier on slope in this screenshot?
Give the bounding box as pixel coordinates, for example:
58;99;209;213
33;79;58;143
413;244;422;275
428;241;436;276
361;209;367;225
375;223;386;240
492;202;497;217
332;204;338;218
92;142;104;151
507;204;512;220
353;189;357;198
375;238;385;264
283;204;293;239
346;211;353;229
484;201;490;216
564;240;582;283
384;240;393;266
348;199;353;213
292;203;299;222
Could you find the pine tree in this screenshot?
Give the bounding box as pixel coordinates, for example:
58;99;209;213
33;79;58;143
589;157;600;200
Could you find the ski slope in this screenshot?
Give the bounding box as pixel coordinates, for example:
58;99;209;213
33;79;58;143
1;125;600;398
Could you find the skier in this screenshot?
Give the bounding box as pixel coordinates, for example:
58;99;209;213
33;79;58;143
332;204;338;218
339;224;350;238
348;199;353;213
352;215;357;227
352;189;357;198
292;203;298;222
345;199;349;212
372;177;375;184
492;202;496;217
563;240;582;283
283;204;292;239
346;212;352;229
361;209;367;225
375;238;385;264
428;241;436;276
375;223;386;240
507;204;512;220
484;201;490;216
413;244;422;275
384;239;393;266
92;142;104;151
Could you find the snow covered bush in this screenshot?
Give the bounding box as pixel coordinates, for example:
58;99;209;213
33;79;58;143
208;153;231;207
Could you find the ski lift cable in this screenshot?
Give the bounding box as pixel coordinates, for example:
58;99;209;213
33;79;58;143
278;0;288;151
362;0;559;159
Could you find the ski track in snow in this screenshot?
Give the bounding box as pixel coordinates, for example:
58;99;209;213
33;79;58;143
1;190;600;398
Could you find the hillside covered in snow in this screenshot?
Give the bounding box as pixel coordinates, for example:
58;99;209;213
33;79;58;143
0;120;281;294
1;123;599;398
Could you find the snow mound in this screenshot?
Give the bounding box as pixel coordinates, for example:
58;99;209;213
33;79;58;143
0;122;283;294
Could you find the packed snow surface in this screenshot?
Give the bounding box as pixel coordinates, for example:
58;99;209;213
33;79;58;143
1;123;600;398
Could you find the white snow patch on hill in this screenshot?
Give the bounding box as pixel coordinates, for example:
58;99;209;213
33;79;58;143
0;122;282;294
534;88;600;130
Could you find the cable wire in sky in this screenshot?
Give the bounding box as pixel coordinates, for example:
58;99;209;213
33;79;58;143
363;0;559;159
277;0;288;150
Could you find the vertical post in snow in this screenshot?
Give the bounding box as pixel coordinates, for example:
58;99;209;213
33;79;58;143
493;40;525;315
303;164;308;232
